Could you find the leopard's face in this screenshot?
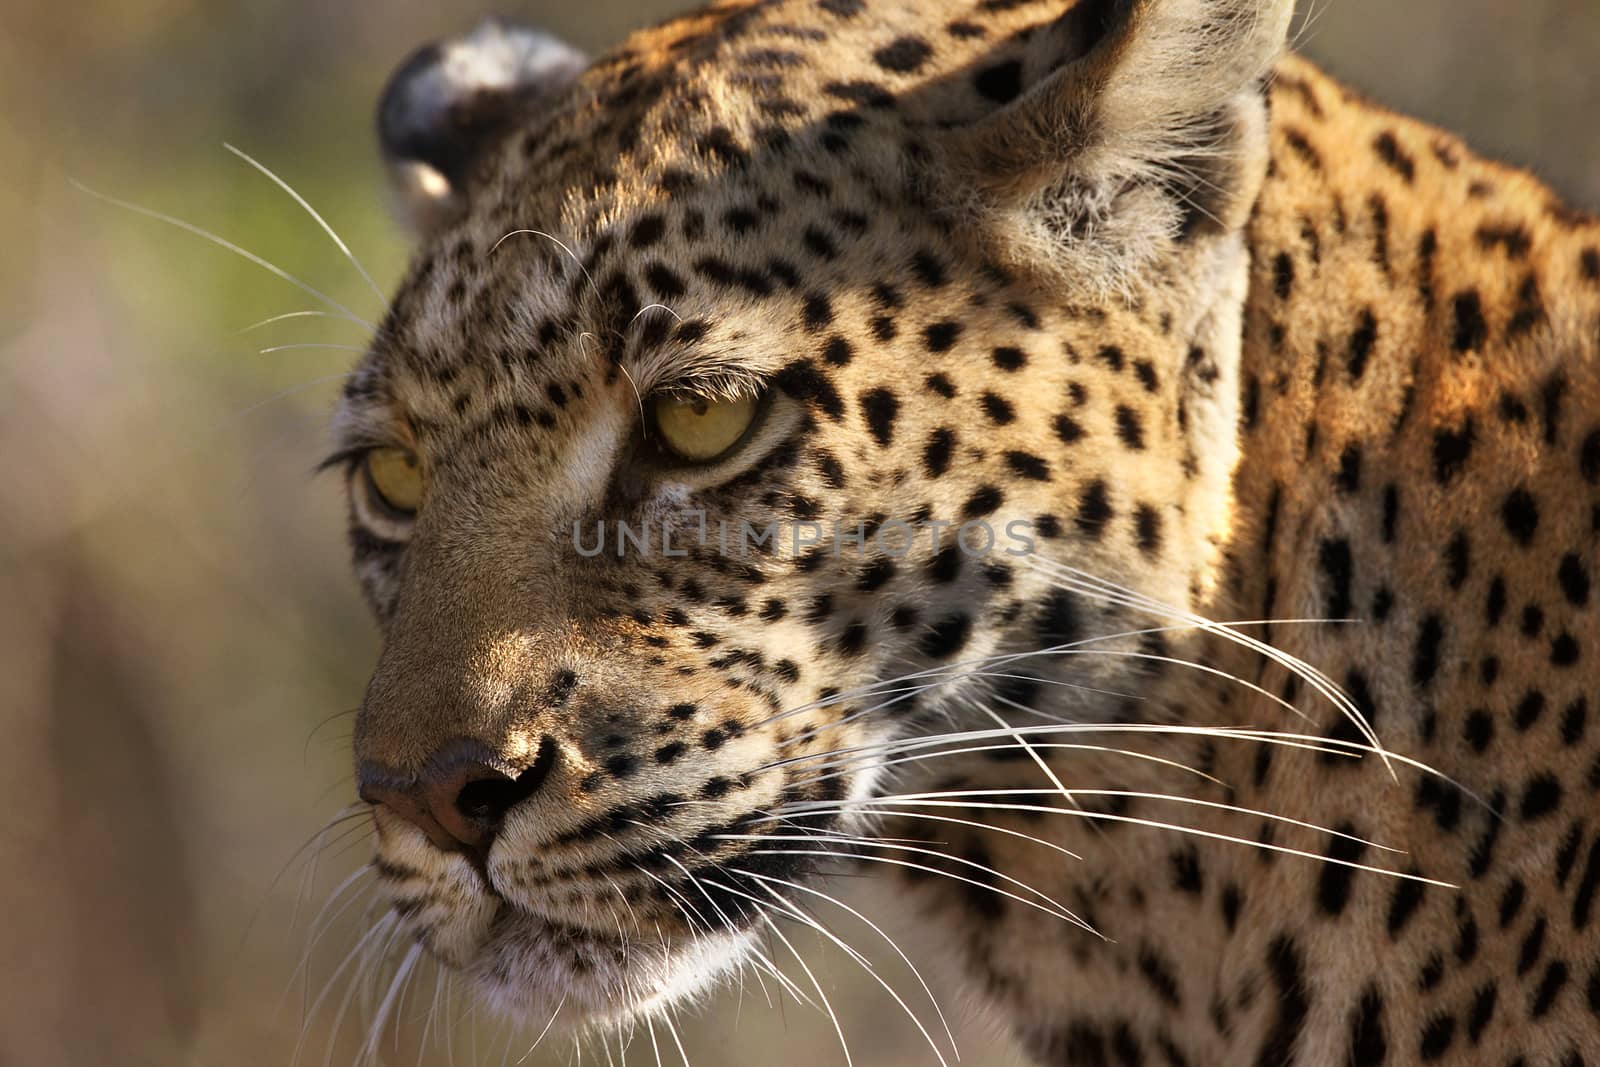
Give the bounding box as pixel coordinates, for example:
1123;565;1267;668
338;0;1288;1033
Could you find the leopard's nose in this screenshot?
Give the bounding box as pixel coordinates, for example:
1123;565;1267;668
358;736;558;854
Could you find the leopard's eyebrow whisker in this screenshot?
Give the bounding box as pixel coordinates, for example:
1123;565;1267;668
69;178;376;330
223;141;387;304
239;309;363;333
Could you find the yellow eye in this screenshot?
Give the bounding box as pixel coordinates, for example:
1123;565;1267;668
650;393;758;462
364;447;425;513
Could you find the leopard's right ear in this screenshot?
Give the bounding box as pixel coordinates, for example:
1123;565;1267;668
377;19;587;237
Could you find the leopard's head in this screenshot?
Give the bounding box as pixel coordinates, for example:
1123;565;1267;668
339;0;1291;1031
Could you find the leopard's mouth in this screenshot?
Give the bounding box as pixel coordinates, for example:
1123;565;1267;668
367;804;804;1030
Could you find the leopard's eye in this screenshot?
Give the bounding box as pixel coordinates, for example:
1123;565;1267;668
650;393;758;462
364;447;425;514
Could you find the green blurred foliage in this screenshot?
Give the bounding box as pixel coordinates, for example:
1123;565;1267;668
0;1;1593;1064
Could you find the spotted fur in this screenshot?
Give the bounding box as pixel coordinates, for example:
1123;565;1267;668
336;0;1600;1061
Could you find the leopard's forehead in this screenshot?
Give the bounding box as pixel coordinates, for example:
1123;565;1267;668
351;0;1102;425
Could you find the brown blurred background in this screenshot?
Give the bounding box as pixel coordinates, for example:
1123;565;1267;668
0;2;1595;1065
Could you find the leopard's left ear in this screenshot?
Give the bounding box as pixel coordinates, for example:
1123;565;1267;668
377;19;588;237
939;0;1292;288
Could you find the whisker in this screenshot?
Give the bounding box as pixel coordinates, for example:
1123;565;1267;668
68;179;375;329
239;309;363;333
787;795;1455;887
729;865;959;1059
224;142;387;303
260;343;371;356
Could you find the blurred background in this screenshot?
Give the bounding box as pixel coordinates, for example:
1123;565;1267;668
0;1;1595;1064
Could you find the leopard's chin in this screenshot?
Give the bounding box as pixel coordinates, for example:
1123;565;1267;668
455;904;757;1030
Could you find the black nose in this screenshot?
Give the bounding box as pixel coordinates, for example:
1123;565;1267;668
358;736;558;854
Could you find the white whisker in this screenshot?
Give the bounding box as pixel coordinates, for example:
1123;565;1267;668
69;178;375;329
223;141;386;303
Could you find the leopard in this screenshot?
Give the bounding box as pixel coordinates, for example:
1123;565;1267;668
332;0;1600;1062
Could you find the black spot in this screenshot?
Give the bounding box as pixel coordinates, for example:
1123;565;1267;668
909;249;946;287
871;36;932;73
973;59;1023;103
1572;839;1600;929
1137;945;1183;1008
927;545;961;584
1336;444;1362;493
1432;419;1475;483
925;373;956;399
1373;131;1415;182
1005;451;1051;481
773;359;844;418
1282;127;1323;171
981;391;1015;424
1475;222;1532;258
1418;1014;1455;1060
1036;591;1081;645
1444;531;1471;589
803;293;834;331
1465;710;1497;751
963;485;1004;518
919;614;972;659
1347;986;1388;1065
1115;406;1146;450
818;0;863;17
1520;774;1563;821
1076;480;1114;539
1272;252;1295;299
1412;615;1444;687
1531;960;1569;1018
1134;359;1160;393
1255;937;1309;1067
1317;826;1366;916
1466;983;1497;1044
1452;291;1488;352
928;316;960;350
1135;505;1163;557
1501;488;1539;546
628;213;668;248
923;428;955;477
991;346;1026;371
860;387;900;446
640;262;689;302
1171;847;1203;893
1054;414;1085;445
1561;697;1589;746
1388;875;1427;937
1558;554;1591;606
1318;538;1354;619
1347;308;1378;381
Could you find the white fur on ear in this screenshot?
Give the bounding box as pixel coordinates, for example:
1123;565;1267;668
939;0;1294;292
377;19;588;237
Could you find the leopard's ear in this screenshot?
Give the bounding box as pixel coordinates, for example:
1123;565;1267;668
377;19;587;237
939;0;1292;289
